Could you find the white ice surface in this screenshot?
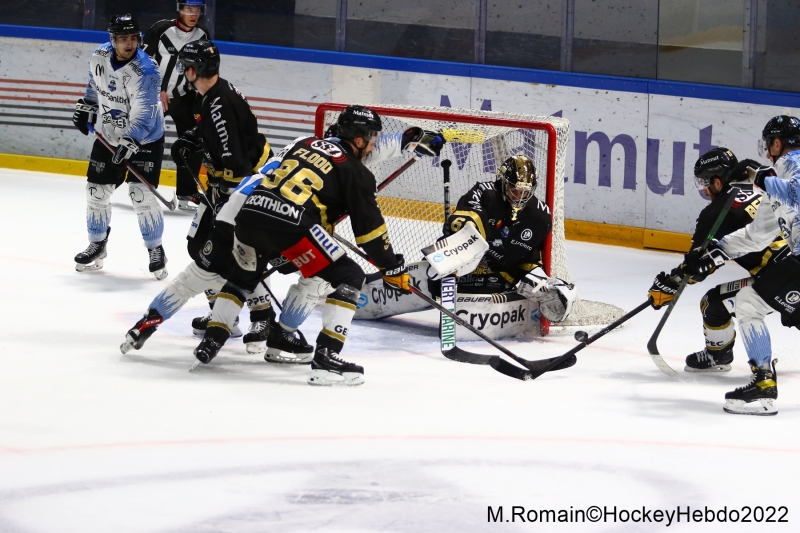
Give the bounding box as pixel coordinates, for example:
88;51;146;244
1;169;798;533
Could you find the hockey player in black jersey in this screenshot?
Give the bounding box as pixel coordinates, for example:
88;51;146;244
647;148;789;372
354;154;578;335
142;0;209;211
193;105;411;386
120;40;276;356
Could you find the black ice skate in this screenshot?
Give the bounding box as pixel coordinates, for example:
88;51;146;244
243;320;270;354
685;347;733;373
194;335;224;365
75;228;110;272
265;321;314;364
120;309;163;354
148;245;168;280
308;347;364;386
192;313;242;338
723;359;778;416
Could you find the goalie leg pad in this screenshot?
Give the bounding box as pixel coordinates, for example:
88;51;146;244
422;223;489;281
86;182;115;242
128;182;164;249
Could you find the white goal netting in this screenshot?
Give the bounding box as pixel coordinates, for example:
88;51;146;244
316;103;625;331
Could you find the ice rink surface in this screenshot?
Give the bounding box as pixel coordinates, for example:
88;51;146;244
1;169;798;532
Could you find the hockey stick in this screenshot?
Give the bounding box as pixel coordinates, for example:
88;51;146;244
331;231;561;380
497;299;653;380
88;125;177;211
646;186;740;375
178;152;214;210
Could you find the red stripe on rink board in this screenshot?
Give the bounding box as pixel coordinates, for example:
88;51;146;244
247;96;316;107
0;87;83;97
0;78;86;88
250;105;314;116
1;434;799;455
0;95;74;105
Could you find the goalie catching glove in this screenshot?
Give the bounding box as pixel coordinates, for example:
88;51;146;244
381;254;411;294
517;267;577;323
401;127;446;157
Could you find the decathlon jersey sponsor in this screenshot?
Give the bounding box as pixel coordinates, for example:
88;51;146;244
84;44;164;146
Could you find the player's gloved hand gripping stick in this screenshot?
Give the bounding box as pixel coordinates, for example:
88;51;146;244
88;125;178;211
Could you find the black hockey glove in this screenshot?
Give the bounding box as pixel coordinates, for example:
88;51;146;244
683;244;730;277
751;166;777;190
112;137;140;165
72;98;98;136
381;254;411;294
401;127;446;157
171;127;204;165
648;271;680;309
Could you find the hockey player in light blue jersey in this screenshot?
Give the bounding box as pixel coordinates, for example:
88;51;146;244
684;115;800;415
72;14;168;279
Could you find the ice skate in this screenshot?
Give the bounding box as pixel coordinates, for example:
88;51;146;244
177;195;199;212
75;228;110;272
192;313;242;338
308;347;364;386
243;320;269;354
685;347;733;373
120;309;163;354
265;321;314;363
194;335;224;365
723;359;778;416
148;245;168;280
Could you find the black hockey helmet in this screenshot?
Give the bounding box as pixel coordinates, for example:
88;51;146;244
759;115;800;154
335;105;382;142
693;147;738;190
108;13;141;45
497;155;537;220
177;39;220;78
177;0;205;15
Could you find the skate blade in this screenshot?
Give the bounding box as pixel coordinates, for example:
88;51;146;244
120;340;134;354
308;370;364;386
246;342;267;355
192;328;206;337
264;349;313;364
723;398;777;416
151;267;168;281
684;364;732;373
189;360;202;372
75;259;105;272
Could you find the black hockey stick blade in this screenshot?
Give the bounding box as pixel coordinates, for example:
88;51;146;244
523;300;652;380
645;187;739;372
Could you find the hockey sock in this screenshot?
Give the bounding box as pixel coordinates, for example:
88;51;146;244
129;182;164;249
148;262;226;320
317;284;359;353
702;319;736;354
86;183;114;242
736;285;775;368
208;284;245;335
280;277;330;332
246;282;272;323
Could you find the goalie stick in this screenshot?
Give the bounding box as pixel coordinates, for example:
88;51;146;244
331;231;572;381
88;125;177;211
646;186;740;375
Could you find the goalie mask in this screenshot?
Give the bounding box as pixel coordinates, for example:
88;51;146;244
497;155;537;221
693;148;738;191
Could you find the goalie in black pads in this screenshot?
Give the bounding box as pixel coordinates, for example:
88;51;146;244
354;154;577;338
193;105;411;386
647;148;789;374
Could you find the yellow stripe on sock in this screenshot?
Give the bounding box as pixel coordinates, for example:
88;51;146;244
321;328;346;342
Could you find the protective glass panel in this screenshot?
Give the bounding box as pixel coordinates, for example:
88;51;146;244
573;0;659;78
485;0;562;70
215;0;336;50
754;0;800;92
0;0;83;29
657;0;745;87
92;1;175;33
346;0;477;63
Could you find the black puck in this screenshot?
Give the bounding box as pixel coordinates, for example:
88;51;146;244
574;330;589;343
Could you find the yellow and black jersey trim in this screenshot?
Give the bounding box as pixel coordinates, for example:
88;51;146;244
355;223;389;245
450;210;486;238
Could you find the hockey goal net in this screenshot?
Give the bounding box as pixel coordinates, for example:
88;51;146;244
315;103;625;333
